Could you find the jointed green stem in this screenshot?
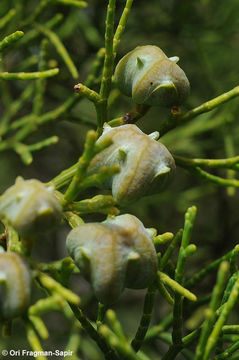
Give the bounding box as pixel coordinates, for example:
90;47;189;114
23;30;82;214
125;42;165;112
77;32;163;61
97;302;107;328
100;0;116;99
181;86;239;123
70;304;119;360
64;321;82;360
99;324;141;360
106;309;127;341
185;245;239;289
97;0;116;127
22;0;48;26
38;272;81;305
203;272;239;359
153;232;174;250
29;295;65;316
34;23;79;79
157;271;197;302
214;340;239;360
29;315;49;340
51;0;87;7
162;207;197;359
6;225;21;253
0;31;24;52
0;35;106;163
145;313;173;341
195;261;229;360
74;83;101;103
50;162;78;189
52;131;116;200
64;130;97;202
175;155;239;170
223;334;239;343
25;320;47;360
19;14;63;46
28;136;59;152
222;325;239;335
0;68;59;80
113;0;134;55
175;207;197;284
221;272;238;306
160;86;239;136
131;284;157;352
145;330;197;359
160;229;183;271
33;39;48;115
0;45;105;160
14;143;33;165
108;104;150;127
68;194;119;215
85;48;106;87
224;131;236;196
0;9;16;30
180;164;239;188
157;278;175;306
0;83;34;136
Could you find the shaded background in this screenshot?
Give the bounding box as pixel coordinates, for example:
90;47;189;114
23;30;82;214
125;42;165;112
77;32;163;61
0;0;239;358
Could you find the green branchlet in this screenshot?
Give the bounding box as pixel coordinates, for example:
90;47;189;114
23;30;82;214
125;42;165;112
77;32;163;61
153;232;174;248
0;9;16;30
29;294;65;316
99;324;140;360
69;304;119;360
29;315;49;340
162;207;197;359
0;68;59;80
203;272;239;359
34;22;79;79
160;229;183;271
63;130;113;202
131;284;157;352
195;261;229;360
37;272;81;305
19;13;64;46
51;0;87;8
0;31;24;52
113;0;134;55
106;309;127;342
67;194;119;215
175;155;239;188
0;83;34;136
33;39;49;116
157;278;175;306
186;244;239;289
25;320;47;360
159;86;239;136
157;271;197;302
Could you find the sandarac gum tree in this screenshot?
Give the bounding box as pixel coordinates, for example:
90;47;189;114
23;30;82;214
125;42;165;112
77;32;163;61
0;1;239;359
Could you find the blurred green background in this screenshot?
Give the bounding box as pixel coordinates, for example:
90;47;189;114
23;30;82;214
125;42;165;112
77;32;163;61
0;0;239;358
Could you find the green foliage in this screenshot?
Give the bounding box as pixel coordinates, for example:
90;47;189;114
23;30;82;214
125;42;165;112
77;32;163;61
0;0;239;359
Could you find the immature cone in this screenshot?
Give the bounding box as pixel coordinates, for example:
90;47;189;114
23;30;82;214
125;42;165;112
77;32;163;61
114;45;190;107
88;124;175;205
0;178;62;236
0;252;31;319
66;214;157;304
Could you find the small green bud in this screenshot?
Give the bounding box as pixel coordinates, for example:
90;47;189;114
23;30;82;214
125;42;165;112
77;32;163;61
0;178;62;236
0;252;31;319
114;45;190;107
88;124;175;205
66;214;157;304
